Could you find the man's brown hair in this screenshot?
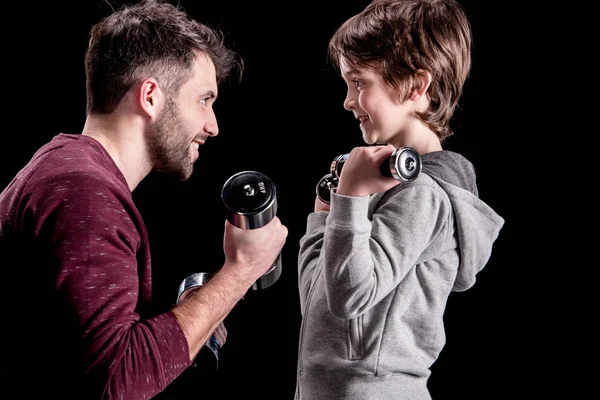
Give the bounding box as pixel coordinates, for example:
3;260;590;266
85;0;242;114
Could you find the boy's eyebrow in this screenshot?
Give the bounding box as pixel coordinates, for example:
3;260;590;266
341;67;360;78
200;90;217;99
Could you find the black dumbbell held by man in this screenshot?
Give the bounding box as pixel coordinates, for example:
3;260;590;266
221;171;282;290
173;171;282;372
317;147;422;204
175;272;220;371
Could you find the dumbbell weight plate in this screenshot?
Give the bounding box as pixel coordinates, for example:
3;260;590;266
386;147;422;182
316;173;338;205
330;154;348;179
221;171;277;230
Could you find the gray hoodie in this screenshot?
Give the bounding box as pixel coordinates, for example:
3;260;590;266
295;150;504;400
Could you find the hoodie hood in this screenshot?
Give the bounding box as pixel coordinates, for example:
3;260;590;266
421;150;504;292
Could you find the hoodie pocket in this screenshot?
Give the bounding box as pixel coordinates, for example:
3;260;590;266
347;316;364;360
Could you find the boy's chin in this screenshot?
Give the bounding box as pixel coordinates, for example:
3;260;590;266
362;133;376;145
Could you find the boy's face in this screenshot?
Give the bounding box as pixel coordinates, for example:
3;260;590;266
339;57;412;146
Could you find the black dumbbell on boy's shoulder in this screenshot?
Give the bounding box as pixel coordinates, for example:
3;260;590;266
316;147;422;204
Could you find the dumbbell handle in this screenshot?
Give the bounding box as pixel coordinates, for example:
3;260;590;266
379;156;394;178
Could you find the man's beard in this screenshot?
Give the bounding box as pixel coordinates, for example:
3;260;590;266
148;98;194;181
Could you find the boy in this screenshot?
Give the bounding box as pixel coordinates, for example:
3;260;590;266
295;1;504;399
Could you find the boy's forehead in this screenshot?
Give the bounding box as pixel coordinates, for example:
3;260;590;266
340;57;359;76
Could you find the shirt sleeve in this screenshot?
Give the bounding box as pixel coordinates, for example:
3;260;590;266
28;171;191;399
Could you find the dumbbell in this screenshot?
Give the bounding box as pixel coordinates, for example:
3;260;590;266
316;173;339;205
221;171;282;290
176;272;220;371
174;171;281;369
316;147;422;204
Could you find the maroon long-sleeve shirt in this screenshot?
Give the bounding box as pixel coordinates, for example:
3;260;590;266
0;134;191;399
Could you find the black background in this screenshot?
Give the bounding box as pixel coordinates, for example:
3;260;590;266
1;1;556;399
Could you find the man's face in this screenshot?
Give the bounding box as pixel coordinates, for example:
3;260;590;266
149;52;219;180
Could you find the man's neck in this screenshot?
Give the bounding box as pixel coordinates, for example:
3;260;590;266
81;113;151;191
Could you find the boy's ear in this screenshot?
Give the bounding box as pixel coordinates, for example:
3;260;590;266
409;69;432;101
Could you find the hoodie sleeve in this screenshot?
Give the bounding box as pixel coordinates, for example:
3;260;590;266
318;179;453;319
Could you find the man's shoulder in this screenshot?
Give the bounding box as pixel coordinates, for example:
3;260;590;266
27;136;124;192
18;151;129;211
22;163;134;226
37;135;109;169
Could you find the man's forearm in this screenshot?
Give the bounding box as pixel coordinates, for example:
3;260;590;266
171;264;249;360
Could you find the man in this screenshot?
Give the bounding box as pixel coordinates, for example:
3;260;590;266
0;1;287;398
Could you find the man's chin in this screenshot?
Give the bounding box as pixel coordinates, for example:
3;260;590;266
178;166;194;181
155;164;193;181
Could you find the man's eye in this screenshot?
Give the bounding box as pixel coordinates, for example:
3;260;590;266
200;99;208;106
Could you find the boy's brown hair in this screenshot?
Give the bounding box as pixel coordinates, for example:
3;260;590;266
329;0;472;142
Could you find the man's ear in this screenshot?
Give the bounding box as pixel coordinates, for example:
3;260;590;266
138;78;164;119
409;69;432;101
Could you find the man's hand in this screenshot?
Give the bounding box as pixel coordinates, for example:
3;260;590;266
211;321;227;349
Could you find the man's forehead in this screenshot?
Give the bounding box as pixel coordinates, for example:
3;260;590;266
190;51;218;90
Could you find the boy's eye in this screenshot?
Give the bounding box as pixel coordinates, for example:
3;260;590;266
200;98;208;106
352;79;362;88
